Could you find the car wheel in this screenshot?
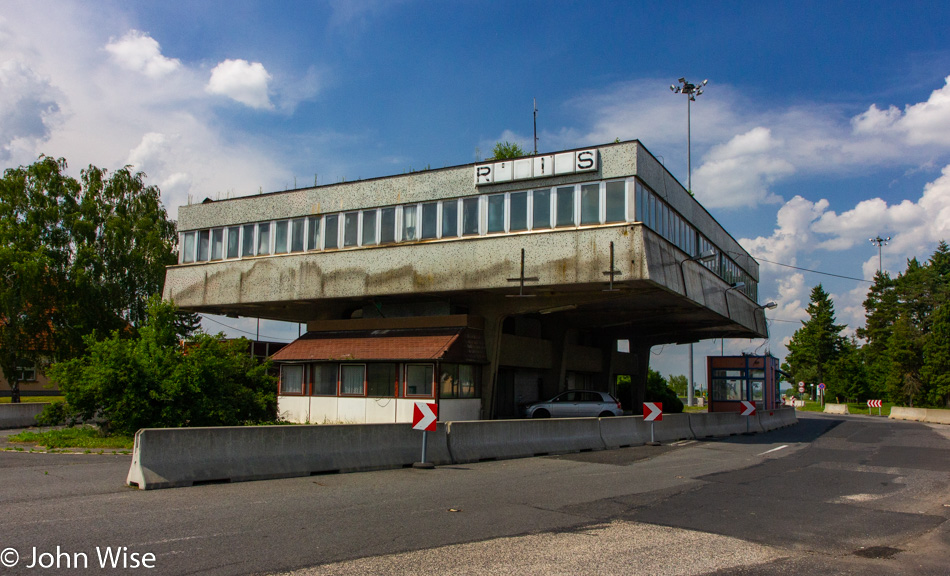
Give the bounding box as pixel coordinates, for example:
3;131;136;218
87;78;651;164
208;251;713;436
599;411;614;417
533;409;550;418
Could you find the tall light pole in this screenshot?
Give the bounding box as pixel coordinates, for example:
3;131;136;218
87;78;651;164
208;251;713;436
670;77;708;193
671;77;708;405
869;235;890;274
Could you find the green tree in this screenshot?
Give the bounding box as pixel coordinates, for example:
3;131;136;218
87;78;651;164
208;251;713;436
667;374;688;396
783;284;846;389
645;368;683;413
490;141;526;160
921;303;950;407
49;298;276;436
0;157;179;402
826;336;868;402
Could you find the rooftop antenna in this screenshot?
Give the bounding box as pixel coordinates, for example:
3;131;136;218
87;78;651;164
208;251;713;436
533;98;539;155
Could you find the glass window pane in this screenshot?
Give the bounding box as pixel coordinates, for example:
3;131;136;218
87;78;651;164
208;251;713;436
405;364;433;396
227;226;240;258
312;363;338;395
556;186;574;227
275;221;288;253
291;218;305;252
580;183;600;225
182;232;195;263
402;205;418;241
211;229;224;260
343;212;359;247
324;215;339;249
361;210;377;246
367;363;396;397
440;363;459;398
442;200;458;238
532;189;551;229
421;202;438;239
341;365;365;395
257;223;270;255
307;216;320;250
197;230;210;261
459;364;476;398
487;194;505;233
462;198;479;235
280;365;304;395
242;224;255;256
606;181;625;223
509;192;528;231
380;207;396;244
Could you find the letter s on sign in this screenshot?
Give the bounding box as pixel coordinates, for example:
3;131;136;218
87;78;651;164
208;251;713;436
576;150;596;171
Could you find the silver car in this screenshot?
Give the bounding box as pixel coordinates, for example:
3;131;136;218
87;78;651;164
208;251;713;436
522;390;623;418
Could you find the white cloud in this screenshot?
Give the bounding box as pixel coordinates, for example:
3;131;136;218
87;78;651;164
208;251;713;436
692;128;790;208
206;59;273;110
853;76;950;147
105;30;181;78
0;59;62;163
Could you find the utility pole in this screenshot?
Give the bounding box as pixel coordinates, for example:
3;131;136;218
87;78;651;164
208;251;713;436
671;77;708;406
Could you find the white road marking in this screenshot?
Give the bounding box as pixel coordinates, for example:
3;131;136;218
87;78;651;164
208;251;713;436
757;445;788;456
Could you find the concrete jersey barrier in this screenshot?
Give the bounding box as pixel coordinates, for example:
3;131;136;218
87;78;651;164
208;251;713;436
127;422;451;490
889;407;950;425
128;409;801;490
0;403;48;429
824;403;850;415
446;417;605;463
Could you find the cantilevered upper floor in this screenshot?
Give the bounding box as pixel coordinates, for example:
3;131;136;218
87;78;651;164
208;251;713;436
164;140;768;344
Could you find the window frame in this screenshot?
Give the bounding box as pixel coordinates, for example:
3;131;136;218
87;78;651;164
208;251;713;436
279;364;306;396
404;363;435;397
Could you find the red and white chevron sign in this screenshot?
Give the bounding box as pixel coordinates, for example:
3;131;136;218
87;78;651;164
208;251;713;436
740;400;756;416
867;399;882;408
643;402;663;422
412;402;438;431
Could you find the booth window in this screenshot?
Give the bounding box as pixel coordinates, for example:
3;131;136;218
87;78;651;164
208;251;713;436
440;363;478;399
280;365;305;395
340;364;365;395
405;364;434;396
367;363;397;397
311;363;338;395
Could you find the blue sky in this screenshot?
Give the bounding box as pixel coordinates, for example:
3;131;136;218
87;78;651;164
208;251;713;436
4;1;950;387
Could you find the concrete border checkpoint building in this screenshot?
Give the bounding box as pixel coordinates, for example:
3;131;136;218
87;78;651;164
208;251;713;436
163;140;771;423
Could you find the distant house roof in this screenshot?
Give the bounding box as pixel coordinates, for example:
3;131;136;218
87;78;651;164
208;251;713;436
271;327;487;363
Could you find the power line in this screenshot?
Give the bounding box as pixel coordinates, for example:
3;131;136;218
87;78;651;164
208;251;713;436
754;256;873;284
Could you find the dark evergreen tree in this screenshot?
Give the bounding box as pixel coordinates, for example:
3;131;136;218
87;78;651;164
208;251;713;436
783;284;846;391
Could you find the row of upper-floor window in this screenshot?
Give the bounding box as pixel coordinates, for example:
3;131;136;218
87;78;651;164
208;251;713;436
278;361;480;399
633;182;758;301
179;178;757;300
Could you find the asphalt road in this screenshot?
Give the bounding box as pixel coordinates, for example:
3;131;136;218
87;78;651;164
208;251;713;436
0;412;948;575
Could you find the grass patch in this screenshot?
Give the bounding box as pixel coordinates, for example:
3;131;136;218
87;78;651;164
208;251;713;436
7;426;134;450
0;396;64;404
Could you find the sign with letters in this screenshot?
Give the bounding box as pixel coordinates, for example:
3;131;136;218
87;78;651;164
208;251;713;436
475;149;598;185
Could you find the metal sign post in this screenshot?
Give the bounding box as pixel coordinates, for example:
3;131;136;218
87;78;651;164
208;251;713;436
412;402;438;469
643;402;662;446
